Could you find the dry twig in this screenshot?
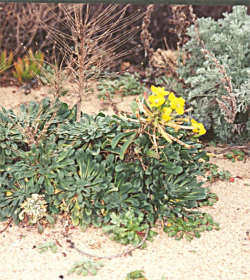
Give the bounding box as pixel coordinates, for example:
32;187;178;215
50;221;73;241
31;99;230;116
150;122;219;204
0;218;12;234
66;227;149;260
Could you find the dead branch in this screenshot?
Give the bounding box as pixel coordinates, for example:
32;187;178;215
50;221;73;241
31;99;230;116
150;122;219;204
66;227;149;259
0;218;13;234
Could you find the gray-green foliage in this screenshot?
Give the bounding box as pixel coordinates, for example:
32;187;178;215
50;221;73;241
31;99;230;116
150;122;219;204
163;213;220;242
126;270;146;280
37;241;58;254
97;72;146;99
102;210;157;248
68;258;104;277
0;98;74;224
176;6;250;143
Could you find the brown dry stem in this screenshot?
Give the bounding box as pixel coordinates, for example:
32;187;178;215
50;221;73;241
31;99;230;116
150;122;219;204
66;227;149;260
36;4;143;121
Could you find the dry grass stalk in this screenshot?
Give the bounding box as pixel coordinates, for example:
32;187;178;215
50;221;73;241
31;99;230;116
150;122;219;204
140;5;155;65
32;45;71;103
152;47;178;78
189;5;237;125
36;4;143;121
169;5;194;49
140;5;168;85
141;6;178;85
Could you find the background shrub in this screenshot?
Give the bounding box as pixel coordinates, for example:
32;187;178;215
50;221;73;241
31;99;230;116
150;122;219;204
175;6;250;143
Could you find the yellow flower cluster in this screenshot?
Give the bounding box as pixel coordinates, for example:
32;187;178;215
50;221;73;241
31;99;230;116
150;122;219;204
169;92;185;115
146;86;206;137
191;119;206;136
148;86;185;120
148;86;166;107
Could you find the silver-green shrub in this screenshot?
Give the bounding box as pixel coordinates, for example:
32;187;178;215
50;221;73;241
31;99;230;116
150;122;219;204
177;6;250;143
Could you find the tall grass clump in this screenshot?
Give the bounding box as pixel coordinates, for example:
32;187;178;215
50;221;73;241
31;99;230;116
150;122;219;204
36;4;143;120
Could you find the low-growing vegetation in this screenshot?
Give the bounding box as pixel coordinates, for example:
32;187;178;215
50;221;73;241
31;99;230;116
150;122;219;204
0;3;249;278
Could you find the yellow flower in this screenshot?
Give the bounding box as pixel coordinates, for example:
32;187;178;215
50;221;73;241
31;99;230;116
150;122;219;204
191;119;206;135
169;92;185;115
151;86;170;97
148;94;165;107
162;107;172;122
6;191;12;196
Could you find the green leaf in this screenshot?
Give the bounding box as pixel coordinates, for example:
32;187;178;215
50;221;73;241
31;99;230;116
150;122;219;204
164;166;183;174
89;267;97;276
79;222;88;232
67;268;76;275
193;151;207;160
133;233;140;246
76;267;84;275
130;100;138;116
71;215;80;226
46;215;55;225
0;148;6;165
127;231;135;240
82;269;88;276
225;153;233;159
45;181;54;195
119;133;136;160
111;131;135;149
115;163;133;172
102;225;116;234
37;222;44;234
146;150;160;159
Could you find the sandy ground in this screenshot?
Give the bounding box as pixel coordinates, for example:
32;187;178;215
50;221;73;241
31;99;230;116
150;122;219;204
0;86;250;280
0;84;136;115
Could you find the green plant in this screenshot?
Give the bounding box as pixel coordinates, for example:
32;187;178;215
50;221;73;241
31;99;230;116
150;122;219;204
67;258;104;277
0;85;218;241
18;194;55;233
0;98;74;224
97;73;146;100
0;50;13;74
13;48;44;82
102;210;157;248
37;241;58;254
198;191;218;207
126;270;146;280
204;163;231;182
175;6;250;143
225;149;245;162
163;213;220;241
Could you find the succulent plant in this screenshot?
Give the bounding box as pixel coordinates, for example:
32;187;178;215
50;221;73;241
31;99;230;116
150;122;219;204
102;210;157;248
68;258;104;277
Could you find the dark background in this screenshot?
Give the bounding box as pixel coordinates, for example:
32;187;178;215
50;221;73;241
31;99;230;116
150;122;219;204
0;3;249;64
